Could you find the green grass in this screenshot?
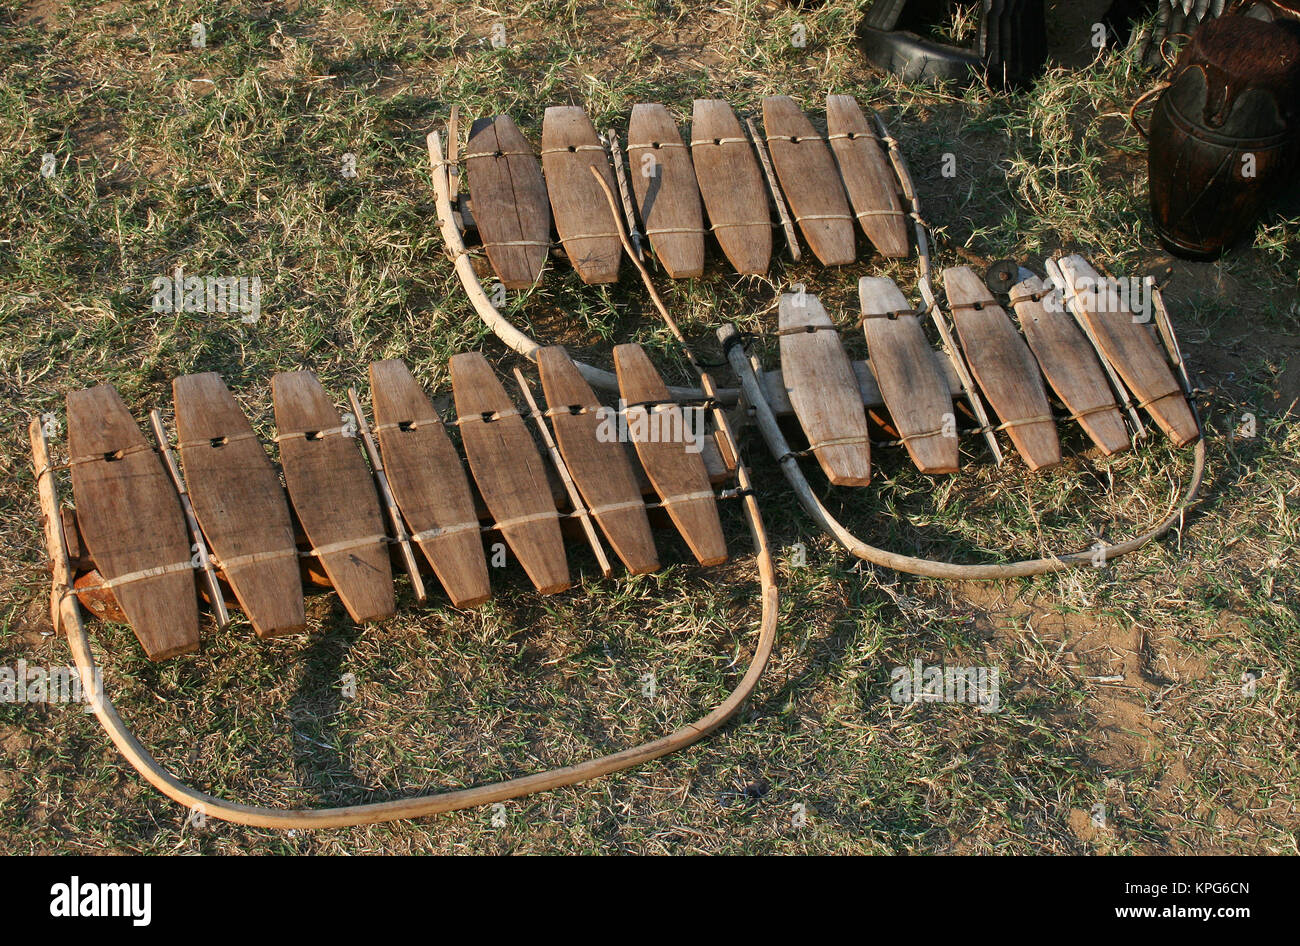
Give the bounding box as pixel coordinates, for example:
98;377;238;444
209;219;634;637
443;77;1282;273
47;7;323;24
0;0;1296;854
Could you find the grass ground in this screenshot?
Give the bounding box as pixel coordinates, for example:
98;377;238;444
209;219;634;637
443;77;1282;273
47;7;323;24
0;0;1296;854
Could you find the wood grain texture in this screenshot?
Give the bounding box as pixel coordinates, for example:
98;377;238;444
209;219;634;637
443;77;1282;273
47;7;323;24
536;347;659;575
1056;255;1198;446
777;294;872;485
1008;277;1130;456
942;266;1062;471
450;352;570;594
690;99;771;275
465;114;550;289
825;94;908;259
759;360;963;415
67;385;199;659
272;371;395;623
627;103;704;279
613;344;726;566
173;373;305;638
761;95;856;266
369;359;491;608
858;277;960;474
540;106;620;284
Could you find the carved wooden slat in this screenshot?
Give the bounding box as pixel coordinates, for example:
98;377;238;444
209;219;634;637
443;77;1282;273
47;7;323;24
614;344;726;565
451;352;570;594
541;106;621;284
777;294;872;485
1008;278;1130;456
690;99;771;275
627;104;705;279
273;371;395;623
825;94;908;259
762;95;856;266
943;266;1062;471
465;114;550;289
173;373;305;637
369;359;491;607
858;277;960;474
537;347;658;574
67;385;199;659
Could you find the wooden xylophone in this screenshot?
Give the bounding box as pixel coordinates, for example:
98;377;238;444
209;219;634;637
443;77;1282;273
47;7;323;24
43;348;749;658
432;94;1207;580
27;91;1209;827
28;346;778;826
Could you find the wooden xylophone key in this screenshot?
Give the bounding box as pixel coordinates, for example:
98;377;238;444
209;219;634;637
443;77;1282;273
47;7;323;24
858;277;960;475
451;352;570;594
536;346;659;575
272;371;395;624
777;293;872;486
690;99;771;275
464;114;551;290
942;266;1061;471
613;344;726;566
369;359;491;608
173;372;306;638
826;94;909;259
1007;277;1130;456
626;103;705;279
66;385;200;659
761;95;856;266
540;106;621;284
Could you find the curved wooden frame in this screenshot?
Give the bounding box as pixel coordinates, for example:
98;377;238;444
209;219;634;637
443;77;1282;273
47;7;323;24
29;413;778;829
719;323;1207;580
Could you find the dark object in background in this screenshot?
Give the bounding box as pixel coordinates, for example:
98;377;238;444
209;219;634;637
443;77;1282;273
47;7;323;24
857;0;1047;86
984;259;1022;294
1105;1;1300;69
1147;14;1300;258
1133;1;1228;68
1260;0;1300;15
